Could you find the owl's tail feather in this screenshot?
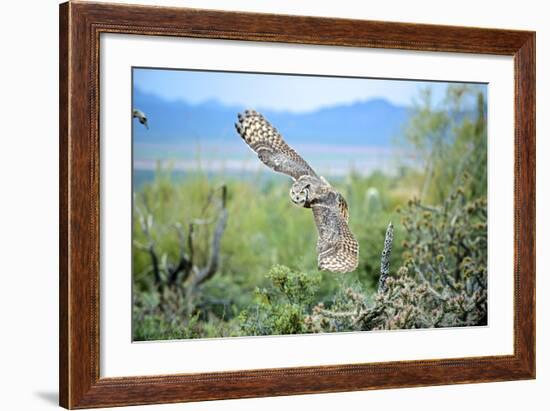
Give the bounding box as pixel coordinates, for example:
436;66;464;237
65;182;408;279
318;241;359;274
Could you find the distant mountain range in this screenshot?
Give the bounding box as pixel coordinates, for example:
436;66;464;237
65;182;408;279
132;89;411;147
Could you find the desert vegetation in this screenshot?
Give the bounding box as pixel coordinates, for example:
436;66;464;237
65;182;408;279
132;84;487;340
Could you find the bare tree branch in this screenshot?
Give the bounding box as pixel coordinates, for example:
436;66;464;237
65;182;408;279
167;223;193;286
134;183;230;318
192;185;228;287
134;194;161;286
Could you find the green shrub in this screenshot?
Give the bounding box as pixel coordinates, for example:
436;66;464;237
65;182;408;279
238;265;321;336
306;182;487;332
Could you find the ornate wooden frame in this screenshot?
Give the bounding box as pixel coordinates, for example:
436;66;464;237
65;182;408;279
59;1;535;408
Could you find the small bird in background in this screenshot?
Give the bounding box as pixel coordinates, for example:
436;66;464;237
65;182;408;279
235;110;359;273
133;108;149;129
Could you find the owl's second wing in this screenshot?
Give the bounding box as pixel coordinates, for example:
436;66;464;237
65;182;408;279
311;194;359;273
235;110;318;180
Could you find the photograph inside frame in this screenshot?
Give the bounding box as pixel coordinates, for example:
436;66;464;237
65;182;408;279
131;67;488;341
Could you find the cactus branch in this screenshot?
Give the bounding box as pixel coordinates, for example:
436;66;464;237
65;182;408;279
378;222;394;293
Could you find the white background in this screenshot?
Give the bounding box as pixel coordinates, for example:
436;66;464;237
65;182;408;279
0;0;547;410
101;34;514;377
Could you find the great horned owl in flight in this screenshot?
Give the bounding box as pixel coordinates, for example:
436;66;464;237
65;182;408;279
235;110;359;273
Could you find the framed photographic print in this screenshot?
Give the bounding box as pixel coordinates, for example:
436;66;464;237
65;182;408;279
59;1;535;408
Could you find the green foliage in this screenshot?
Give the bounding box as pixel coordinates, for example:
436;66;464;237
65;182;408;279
132;169;406;340
307;183;487;332
239;265;321;336
401;85;487;203
132;84;488;340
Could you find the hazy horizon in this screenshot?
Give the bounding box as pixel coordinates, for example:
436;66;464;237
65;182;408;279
132;68;486;181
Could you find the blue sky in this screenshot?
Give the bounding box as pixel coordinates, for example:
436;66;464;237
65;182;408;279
133;68;482;113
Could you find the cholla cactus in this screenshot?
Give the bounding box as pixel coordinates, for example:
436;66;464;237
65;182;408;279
378;222;393;292
306;181;487;332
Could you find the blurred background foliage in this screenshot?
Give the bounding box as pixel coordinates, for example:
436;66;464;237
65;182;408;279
132;84;487;340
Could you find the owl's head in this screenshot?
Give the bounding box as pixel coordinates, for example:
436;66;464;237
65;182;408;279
290;185;309;206
290;175;317;207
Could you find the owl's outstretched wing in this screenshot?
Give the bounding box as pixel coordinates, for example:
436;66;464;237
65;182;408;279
235;110;318;180
312;194;359;273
